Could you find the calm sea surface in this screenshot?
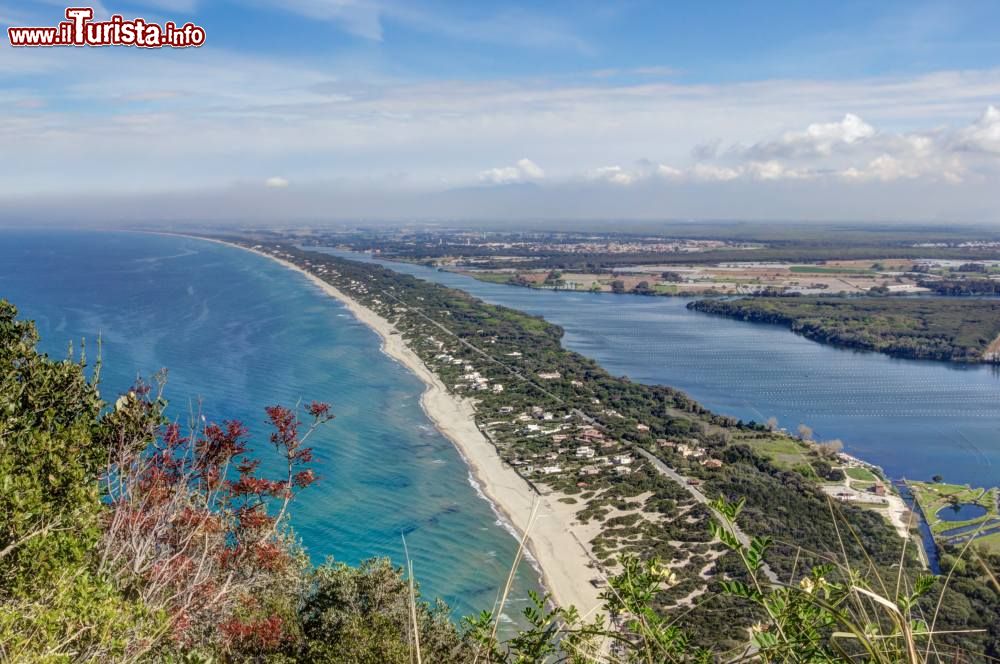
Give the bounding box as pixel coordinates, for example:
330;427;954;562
0;230;539;621
317;248;1000;490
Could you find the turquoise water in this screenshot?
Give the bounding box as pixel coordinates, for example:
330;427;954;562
317;248;1000;489
0;230;539;621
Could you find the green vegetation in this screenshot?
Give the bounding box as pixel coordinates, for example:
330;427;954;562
741;434;812;471
690;297;1000;363
468;271;517;284
845;466;878;482
240;241;1000;657
0;299;477;661
909;481;1000;553
8;233;1000;661
920;277;1000;296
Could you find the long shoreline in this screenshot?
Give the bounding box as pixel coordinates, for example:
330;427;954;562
183;235;603;616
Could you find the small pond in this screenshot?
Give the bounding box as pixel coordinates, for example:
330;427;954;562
936;503;988;522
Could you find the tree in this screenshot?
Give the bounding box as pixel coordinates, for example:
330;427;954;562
0;301;162;659
932;475;944;483
301;559;471;663
611;280;626;294
765;417;779;432
797;423;814;441
0;299;334;660
816;439;844;458
98;388;331;655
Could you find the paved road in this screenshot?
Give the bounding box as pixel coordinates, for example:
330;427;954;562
636;448;780;585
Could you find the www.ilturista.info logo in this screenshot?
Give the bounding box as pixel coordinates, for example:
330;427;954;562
8;7;205;48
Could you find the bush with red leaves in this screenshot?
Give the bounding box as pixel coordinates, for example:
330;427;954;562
97;379;333;656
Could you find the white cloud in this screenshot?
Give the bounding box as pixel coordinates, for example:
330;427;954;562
745;160;814;181
841;155;914;182
656;164;684;179
589;166;636;185
951;105;1000;154
692;163;741;181
804;114;875;148
478;158;544;184
588;162;685;185
1;41;1000;217
747;113;875;159
515;158;545;180
839;151;965;184
265;176;290;188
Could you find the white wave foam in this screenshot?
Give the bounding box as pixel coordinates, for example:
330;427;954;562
465;472;541;570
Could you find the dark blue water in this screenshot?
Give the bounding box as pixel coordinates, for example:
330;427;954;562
317;248;1000;489
896;482;940;571
939;519;999;538
936;504;989;522
0;230;538;621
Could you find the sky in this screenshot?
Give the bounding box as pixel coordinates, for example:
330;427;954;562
3;0;1000;224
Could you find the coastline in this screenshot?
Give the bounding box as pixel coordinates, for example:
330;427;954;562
186;235;603;617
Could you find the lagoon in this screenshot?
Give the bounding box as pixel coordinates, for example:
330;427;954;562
319;248;1000;489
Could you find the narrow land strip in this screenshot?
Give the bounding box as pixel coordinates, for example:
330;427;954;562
193;235;604;616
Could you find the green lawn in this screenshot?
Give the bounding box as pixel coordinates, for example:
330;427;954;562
972;532;1000;554
745;436;811;472
466;271;516;284
909;482;999;546
845;467;878;482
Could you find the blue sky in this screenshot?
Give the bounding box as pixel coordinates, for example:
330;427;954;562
120;1;1000;82
3;0;1000;223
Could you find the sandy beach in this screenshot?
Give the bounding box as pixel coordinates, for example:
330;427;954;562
195;237;603;617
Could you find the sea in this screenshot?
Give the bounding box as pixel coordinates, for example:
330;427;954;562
0;229;540;622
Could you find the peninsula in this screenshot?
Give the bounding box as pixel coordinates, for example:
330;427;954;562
201;235;964;648
195;235;602;615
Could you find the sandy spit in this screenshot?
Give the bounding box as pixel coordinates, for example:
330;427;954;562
189;236;603;616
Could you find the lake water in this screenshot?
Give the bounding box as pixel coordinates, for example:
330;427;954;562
318;248;1000;490
0;230;539;621
936;504;989;522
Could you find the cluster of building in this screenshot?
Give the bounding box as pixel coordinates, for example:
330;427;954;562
439;236;747;255
658;439;724;470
